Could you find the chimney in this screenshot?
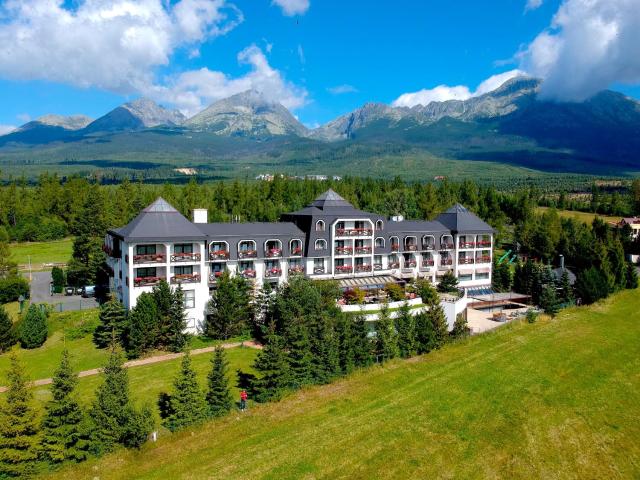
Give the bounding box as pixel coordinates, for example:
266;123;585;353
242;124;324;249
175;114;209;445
559;254;565;271
192;208;208;224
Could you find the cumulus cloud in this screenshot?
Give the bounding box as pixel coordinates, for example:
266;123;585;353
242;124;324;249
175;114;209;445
525;0;544;11
272;0;310;16
327;84;358;95
518;0;640;101
0;125;16;136
392;70;524;108
0;0;242;94
149;45;308;116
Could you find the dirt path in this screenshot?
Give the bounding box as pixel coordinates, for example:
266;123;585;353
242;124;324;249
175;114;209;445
0;341;262;393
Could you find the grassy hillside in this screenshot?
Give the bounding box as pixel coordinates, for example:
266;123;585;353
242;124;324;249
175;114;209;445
10;238;73;269
49;289;640;479
535;206;621;224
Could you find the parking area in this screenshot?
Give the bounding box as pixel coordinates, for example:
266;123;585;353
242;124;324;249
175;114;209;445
29;271;99;312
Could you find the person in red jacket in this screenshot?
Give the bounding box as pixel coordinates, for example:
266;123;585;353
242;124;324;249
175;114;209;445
240;390;248;411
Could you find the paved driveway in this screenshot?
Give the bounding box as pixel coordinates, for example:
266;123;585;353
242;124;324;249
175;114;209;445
29;271;99;312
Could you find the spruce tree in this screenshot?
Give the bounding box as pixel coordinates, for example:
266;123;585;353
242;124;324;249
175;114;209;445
93;295;127;349
559;270;574;303
126;292;158;358
437;271;459;293
40;349;88;464
395;303;416;358
428;303;449;350
415;311;436;354
450;313;470;339
0;354;40;478
309;316;340;384
351;314;373;368
0;305;15;352
163;352;208;432
285;321;314;388
205;272;252;339
205;347;233;418
335;314;355;374
152;280;173;347
167;286;188;352
89;347;153;453
19;304;48;349
250;330;291;402
540;284;560;316
375;304;399;362
626;262;639;289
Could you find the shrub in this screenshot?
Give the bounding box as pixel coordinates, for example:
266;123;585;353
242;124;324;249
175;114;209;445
526;309;538;324
343;288;365;304
19;304;48;349
51;266;65;294
384;283;405;302
0;276;29;304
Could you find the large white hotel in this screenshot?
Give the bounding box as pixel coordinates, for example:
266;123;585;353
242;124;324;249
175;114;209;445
103;190;494;331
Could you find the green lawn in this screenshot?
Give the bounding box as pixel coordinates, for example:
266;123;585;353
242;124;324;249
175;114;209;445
536;206;620;224
10;238;73;270
47;288;640;479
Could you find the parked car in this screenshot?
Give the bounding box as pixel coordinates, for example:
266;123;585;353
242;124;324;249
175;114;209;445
64;286;75;296
81;285;96;298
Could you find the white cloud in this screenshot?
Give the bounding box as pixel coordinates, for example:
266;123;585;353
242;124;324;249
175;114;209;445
149;45;308;116
0;0;242;94
16;113;31;123
272;0;310;16
518;0;640;101
392;70;524;108
0;125;16;136
327;84;358;95
525;0;544;12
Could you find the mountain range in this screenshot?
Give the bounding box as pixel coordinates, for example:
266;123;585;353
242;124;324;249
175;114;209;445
1;76;639;177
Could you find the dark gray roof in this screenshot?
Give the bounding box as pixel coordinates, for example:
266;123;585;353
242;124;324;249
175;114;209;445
552;267;577;285
287;190;377;217
386;220;449;234
436;204;494;233
197;222;304;238
310;189;352;209
110;198;207;242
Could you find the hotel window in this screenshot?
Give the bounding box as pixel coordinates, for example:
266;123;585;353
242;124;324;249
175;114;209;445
136;244;156;255
376;220;384;231
314;258;324;269
174;265;193;275
183;290;195;309
316;220;325;232
476;272;490;280
174;243;193;254
458;273;473;282
375;237;385;248
315;239;327;250
136;267;157;278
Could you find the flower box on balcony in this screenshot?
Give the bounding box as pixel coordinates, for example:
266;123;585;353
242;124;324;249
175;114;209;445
313;267;326;274
422;260;435;266
440;259;453;266
335;265;353;273
373;264;383;270
391;244;400;252
388;262;400;269
265;268;282;278
440;244;454;250
355;247;371;254
459;242;475;248
171;252;201;262
238;250;257;259
405;245;417;251
171;273;200;284
266;248;282;258
209;250;229;260
422;244;435;250
476;241;492;247
242;269;256;278
335;247;353;255
405;261;417;268
291;247;303;256
459;258;475;264
476;256;491;263
133;254;165;264
355;265;372;272
134;276;165;287
288;266;305;274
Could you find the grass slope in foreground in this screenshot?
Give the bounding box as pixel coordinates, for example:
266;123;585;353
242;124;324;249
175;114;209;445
50;289;640;479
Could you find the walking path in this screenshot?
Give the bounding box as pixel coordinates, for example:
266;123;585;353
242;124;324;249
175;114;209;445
0;340;262;393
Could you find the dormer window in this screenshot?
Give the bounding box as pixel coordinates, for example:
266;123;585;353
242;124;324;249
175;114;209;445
315;239;327;251
375;237;385;248
376;220;384;231
316;220;325;232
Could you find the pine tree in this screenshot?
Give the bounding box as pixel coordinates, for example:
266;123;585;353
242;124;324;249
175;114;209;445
205;347;233;418
351;314;373;368
40;349;89;464
376;305;399;362
0;354;40;478
167;286;188;352
250;330;291;403
163;352;208;432
539;285;560;316
437;271;459;293
205;272;252;339
285;321;314;388
152;280;173;347
395;303;416;358
125;292;158;358
450;313;470;339
428;303;449;349
335;314;355;374
93;295;127;349
19;304;48;349
0;305;15;352
89;347;153;453
559;270;574;303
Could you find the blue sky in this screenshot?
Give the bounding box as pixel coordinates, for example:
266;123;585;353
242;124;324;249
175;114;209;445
0;0;638;132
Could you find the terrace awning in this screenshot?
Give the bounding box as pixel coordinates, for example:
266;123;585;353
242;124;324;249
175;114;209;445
458;269;474;275
338;275;400;290
476;267;491;273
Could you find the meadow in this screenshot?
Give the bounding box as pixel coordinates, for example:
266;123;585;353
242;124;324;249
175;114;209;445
535;206;621;224
44;288;640;479
10;238;73;270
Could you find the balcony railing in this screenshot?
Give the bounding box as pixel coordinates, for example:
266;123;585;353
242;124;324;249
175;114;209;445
133;254;165;264
388;262;400;269
459;242;475;248
335;265;353;273
336;228;373;236
265;268;282;278
458;257;475;264
241;269;256;279
171;252;201;263
404;244;418;252
391;244;400;252
476;256;491;264
288;265;305;275
440;258;453;266
134;276;165;287
404;261;417;268
208;271;225;283
355;264;372;273
422;243;435;251
265;248;282;258
335;246;353;255
355;246;372;255
476;240;492;247
290;246;303;256
171;273;201;284
422;259;435;266
440;243;454;250
313;266;326;274
209;250;229;260
373;264;383;271
238;250;257;259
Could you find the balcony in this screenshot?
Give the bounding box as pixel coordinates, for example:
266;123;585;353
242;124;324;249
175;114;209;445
241;269;256;279
238;250;257;259
208;271;225;284
134;276;165;287
355;246;372;255
265;248;282;258
422;243;435;251
209;250;229;261
265;267;282;278
336;228;373;237
313;266;326;274
476;240;492;247
388;262;400;269
422;259;435;267
171;252;201;263
391;244;400;252
133;254;165;264
290;246;303;256
335;265;353;274
459;242;476;249
404;244;418;252
404;260;417;268
171;273;201;284
335;246;353;256
288;265;305;275
476;255;491;264
440;258;453;266
458;257;475;265
355;264;372;273
373;264;383;271
440;243;454;250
